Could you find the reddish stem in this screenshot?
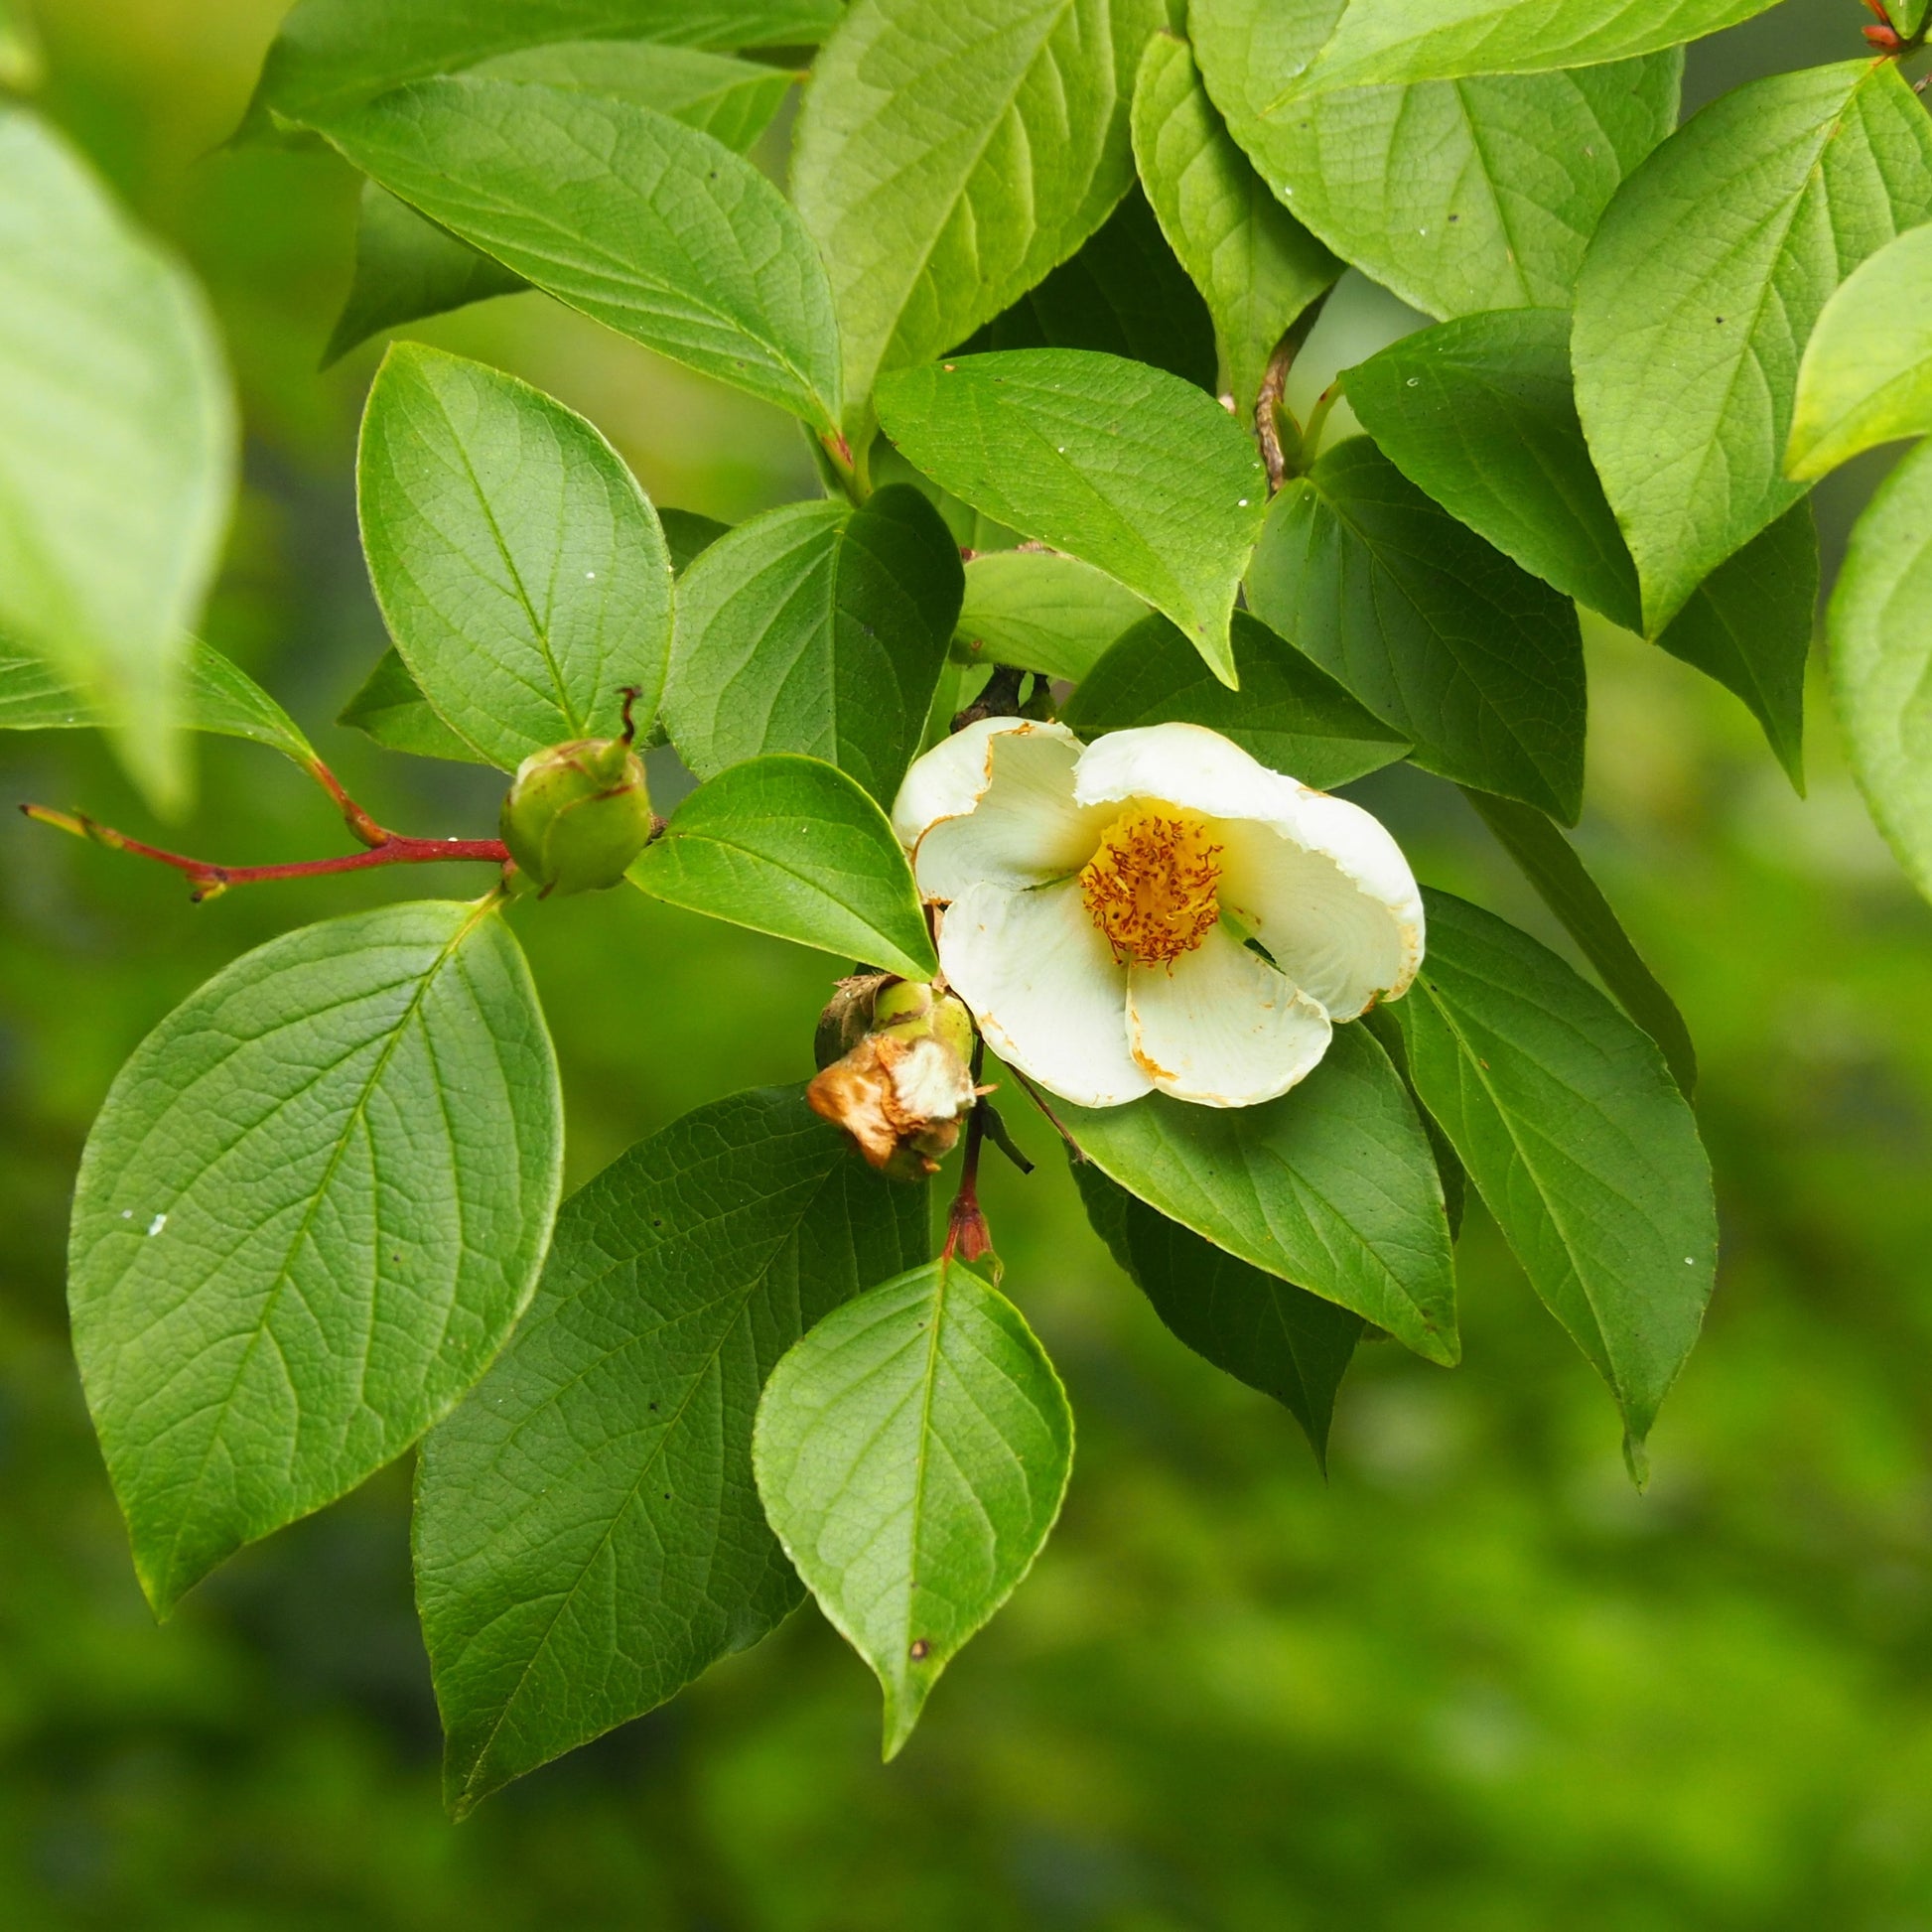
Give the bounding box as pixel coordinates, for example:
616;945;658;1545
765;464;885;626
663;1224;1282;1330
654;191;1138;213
20;804;509;903
942;1042;994;1266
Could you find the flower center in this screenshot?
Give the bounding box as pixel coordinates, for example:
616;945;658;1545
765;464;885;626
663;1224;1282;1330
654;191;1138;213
1078;804;1223;968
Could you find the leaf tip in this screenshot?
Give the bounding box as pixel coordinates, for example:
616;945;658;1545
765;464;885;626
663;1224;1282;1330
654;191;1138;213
1621;1428;1652;1492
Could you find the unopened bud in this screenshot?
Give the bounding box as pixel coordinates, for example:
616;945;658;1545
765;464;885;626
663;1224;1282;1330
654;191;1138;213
807;979;981;1178
499;726;653;897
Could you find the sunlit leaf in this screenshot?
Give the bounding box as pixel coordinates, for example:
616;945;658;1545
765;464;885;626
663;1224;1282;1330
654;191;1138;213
952;550;1148;685
69;899;564;1614
630;755;939;980
754;1260;1073;1758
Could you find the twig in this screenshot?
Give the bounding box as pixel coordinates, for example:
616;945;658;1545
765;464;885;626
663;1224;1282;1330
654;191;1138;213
942;1041;994;1264
950;663;1029;735
20;804;510;903
1256;332;1297;492
1008;1064;1086;1162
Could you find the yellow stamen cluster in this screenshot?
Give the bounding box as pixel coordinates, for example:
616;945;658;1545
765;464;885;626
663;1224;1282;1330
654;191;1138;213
1079;804;1223;968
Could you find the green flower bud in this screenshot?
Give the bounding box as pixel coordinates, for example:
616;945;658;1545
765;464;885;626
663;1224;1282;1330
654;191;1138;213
499;731;654;897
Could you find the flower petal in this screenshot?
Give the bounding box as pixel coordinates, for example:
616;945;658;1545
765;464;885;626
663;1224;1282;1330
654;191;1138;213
897;718;1112;901
1073;721;1423;1018
1127;927;1333;1108
938;879;1150;1108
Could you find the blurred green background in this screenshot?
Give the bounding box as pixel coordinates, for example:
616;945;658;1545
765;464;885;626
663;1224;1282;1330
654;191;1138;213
5;3;1932;1925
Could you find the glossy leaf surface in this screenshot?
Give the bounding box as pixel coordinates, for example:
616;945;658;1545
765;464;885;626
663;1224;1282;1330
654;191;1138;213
1131;29;1338;412
1062;611;1410;790
754;1261;1072;1758
1075;1162;1359;1466
1574;60;1932;630
1190;0;1679;321
358;345;673;771
418;1085;927;1813
792;0;1170;425
630;755;939;980
1055;1025;1458;1365
1389;891;1716;1464
876;349;1267;686
666;485;963;804
324;79;843;428
1247;436;1587;821
69;900;564;1614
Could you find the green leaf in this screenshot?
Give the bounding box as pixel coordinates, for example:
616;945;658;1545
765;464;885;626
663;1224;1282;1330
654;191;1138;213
322;48;791;365
875;349;1267;687
753;1260;1073;1759
0;0;43;91
357;344;674;771
1190;0;1679;321
660;506;731;573
0;108;235;813
338;647;492;766
1386;891;1716;1465
1130;30;1338;411
630;754;938;980
1900;0;1932;37
1342;307;1642;633
1458;788;1698;1096
322;79;843;430
1061;610;1410;791
324;185;527;370
952;550;1147;684
2;638;319;773
1073;1162;1359;1466
1054;1023;1458;1365
1292;0;1780;94
967;187;1218;394
792;0;1172;428
1246;436;1587;821
417;1084;928;1814
1788;221;1932;483
665;484;963;804
1654;501;1817;790
1827;437;1932;904
1574;60;1932;632
69;898;565;1615
241;0;837;137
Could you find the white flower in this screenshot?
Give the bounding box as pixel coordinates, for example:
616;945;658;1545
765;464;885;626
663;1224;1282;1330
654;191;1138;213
891;719;1425;1110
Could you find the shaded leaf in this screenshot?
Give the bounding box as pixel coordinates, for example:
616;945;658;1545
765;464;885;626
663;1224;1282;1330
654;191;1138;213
952;550;1147;683
1827;437;1932;904
1191;0;1679;321
241;0;837;136
792;0;1170;426
968;188;1218;393
418;1084;927;1814
875;349;1267;686
1343;307;1642;632
323;79;843;429
1458;788;1697;1096
1053;1024;1457;1365
1062;610;1409;790
1387;891;1716;1467
1788;221;1932;483
1131;29;1338;411
357;344;674;770
754;1260;1073;1758
69;899;564;1614
1655;501;1817;790
0;108;234;811
1246;436;1587;821
1574;60;1932;630
665;485;962;804
630;755;939;980
1074;1161;1359;1465
338;647;491;766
